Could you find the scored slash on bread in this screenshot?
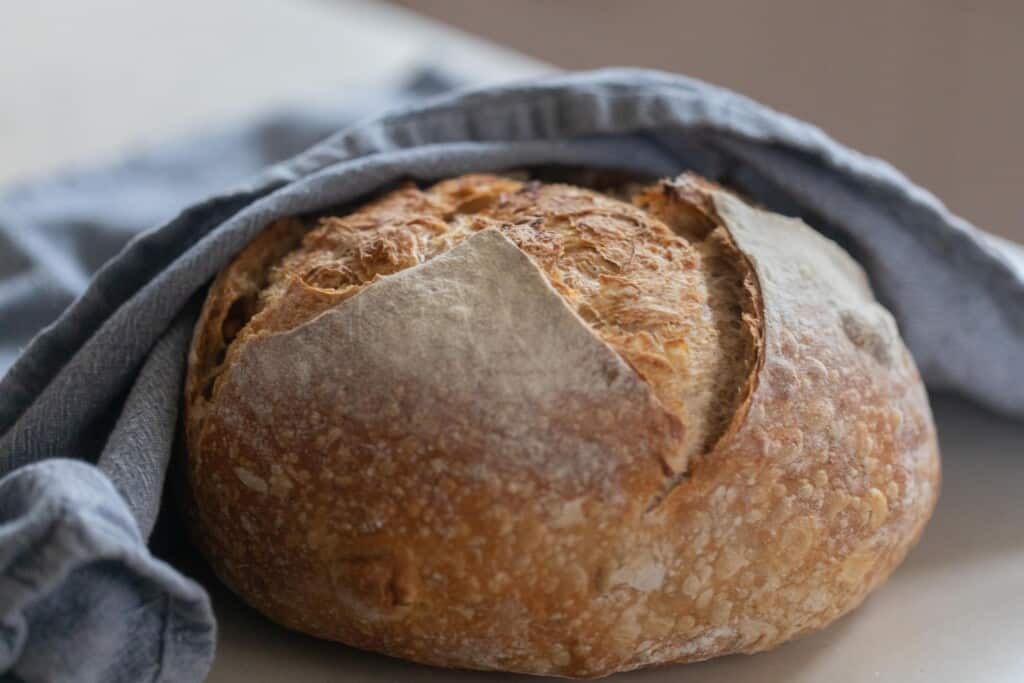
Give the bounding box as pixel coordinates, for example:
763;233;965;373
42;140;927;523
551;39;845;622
184;172;939;678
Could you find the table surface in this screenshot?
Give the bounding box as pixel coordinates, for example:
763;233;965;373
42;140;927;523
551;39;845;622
0;0;548;186
3;3;1022;682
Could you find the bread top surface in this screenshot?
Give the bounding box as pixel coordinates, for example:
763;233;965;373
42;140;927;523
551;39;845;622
188;174;761;476
183;172;938;677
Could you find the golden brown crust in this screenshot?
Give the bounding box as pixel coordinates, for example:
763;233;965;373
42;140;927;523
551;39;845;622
197;175;755;469
184;173;939;677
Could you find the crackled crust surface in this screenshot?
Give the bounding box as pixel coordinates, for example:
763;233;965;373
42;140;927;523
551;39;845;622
184;173;939;678
188;175;758;470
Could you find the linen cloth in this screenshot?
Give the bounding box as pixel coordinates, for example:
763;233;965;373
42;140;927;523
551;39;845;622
0;68;1021;681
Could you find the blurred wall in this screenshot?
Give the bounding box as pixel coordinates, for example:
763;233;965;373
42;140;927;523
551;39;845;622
393;0;1023;242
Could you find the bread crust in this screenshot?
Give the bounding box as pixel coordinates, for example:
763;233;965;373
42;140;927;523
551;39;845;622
184;173;939;677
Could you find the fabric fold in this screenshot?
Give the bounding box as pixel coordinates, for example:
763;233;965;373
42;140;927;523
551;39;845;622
0;67;1021;680
0;459;213;682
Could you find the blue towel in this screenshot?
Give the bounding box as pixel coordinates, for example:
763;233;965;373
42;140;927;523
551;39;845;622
0;67;1021;681
0;69;456;682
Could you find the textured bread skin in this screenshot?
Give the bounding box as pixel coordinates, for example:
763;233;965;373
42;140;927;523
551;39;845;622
184;173;940;678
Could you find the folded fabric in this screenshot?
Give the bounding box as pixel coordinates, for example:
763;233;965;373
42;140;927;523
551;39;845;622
0;67;1022;681
0;69;457;683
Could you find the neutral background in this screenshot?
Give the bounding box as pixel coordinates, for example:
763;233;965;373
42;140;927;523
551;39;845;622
1;2;1021;682
2;1;1020;243
0;0;545;188
393;0;1023;243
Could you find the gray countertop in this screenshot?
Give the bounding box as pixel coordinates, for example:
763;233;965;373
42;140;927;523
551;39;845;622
0;0;547;186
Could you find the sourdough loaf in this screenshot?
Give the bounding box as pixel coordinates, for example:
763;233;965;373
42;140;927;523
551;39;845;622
184;172;939;677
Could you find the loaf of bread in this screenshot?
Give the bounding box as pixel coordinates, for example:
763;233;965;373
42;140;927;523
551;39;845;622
183;172;939;677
